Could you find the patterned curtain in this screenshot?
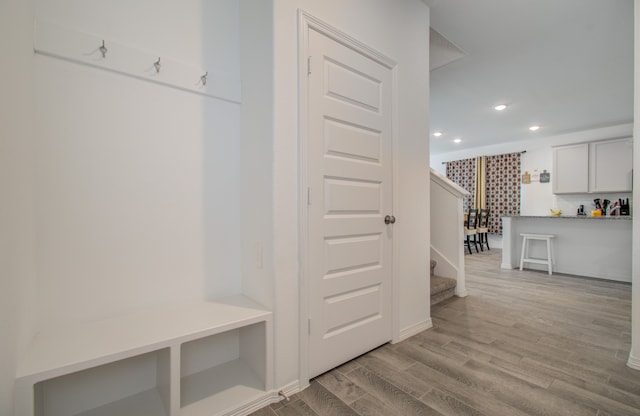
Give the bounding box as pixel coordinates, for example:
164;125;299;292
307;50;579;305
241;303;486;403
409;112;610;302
486;152;521;234
445;157;476;213
475;156;486;209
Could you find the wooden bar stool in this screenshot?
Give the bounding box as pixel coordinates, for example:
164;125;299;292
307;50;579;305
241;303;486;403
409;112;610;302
519;233;555;275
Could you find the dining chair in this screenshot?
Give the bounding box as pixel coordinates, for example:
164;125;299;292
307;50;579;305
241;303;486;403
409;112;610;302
477;208;490;251
464;209;479;254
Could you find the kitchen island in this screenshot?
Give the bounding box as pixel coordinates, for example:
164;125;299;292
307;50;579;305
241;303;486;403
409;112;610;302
502;215;632;282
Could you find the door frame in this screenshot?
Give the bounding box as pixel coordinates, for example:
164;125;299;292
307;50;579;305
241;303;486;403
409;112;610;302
297;10;400;386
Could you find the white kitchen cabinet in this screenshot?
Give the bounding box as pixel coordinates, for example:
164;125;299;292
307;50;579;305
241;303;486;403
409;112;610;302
589;138;633;193
552;143;589;194
553;138;633;194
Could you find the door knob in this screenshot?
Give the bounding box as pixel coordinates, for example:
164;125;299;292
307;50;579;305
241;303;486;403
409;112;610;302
384;215;396;225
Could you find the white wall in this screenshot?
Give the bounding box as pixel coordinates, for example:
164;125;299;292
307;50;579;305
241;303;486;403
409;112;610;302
629;0;640;371
0;0;36;413
239;0;275;309
431;123;633;215
272;0;431;387
33;0;243;330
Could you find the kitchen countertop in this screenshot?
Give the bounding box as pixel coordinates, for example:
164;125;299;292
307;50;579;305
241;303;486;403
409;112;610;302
502;214;631;220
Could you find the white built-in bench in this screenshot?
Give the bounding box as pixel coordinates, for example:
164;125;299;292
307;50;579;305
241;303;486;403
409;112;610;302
16;295;273;416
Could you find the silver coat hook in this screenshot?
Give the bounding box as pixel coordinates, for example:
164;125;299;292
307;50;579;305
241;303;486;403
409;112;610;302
99;40;107;58
154;57;161;73
201;72;208;86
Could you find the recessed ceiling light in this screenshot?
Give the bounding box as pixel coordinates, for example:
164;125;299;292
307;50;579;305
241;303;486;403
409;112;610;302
433;131;443;137
453;138;462;143
529;125;540;131
494;104;507;111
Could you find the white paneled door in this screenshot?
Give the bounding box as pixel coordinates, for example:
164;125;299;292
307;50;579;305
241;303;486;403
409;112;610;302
306;26;394;378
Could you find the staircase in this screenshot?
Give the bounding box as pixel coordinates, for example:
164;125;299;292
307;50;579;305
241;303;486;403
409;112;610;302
430;260;457;305
430;168;469;300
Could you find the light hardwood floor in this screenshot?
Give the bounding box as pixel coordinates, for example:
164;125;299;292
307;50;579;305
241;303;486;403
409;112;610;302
251;249;637;416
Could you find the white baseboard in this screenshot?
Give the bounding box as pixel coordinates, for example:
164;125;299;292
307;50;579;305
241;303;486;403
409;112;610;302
627;353;640;370
395;318;433;343
430;245;459;280
276;380;304;400
455;288;468;297
231;380;302;416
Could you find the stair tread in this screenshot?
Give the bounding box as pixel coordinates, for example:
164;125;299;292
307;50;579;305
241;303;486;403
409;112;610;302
431;275;457;294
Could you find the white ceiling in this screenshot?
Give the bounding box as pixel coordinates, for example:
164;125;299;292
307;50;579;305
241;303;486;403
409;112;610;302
428;0;634;155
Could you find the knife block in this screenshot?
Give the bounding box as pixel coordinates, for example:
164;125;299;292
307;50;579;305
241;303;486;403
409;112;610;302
620;203;630;215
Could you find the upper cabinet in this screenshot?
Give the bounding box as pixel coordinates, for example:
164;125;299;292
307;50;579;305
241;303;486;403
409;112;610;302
589;138;633;193
552;143;589;194
553;138;633;194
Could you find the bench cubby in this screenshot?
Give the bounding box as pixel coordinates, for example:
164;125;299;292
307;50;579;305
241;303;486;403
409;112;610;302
34;348;170;416
180;322;268;415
